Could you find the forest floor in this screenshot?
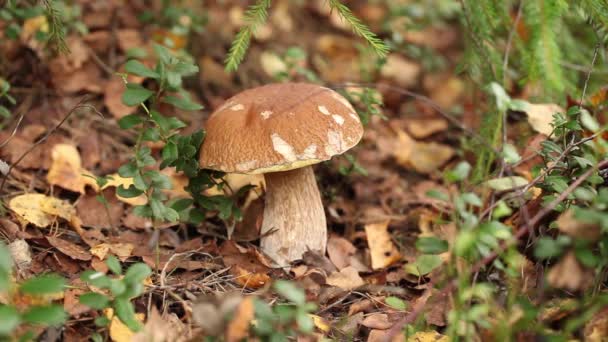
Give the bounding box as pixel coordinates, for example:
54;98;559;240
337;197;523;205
1;1;607;342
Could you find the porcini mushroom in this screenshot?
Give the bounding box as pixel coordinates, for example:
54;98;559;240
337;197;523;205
200;83;363;266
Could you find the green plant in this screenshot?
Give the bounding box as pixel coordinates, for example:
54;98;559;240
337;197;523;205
224;0;388;72
252;280;317;340
0;242;67;340
0;78;15;120
79;255;151;333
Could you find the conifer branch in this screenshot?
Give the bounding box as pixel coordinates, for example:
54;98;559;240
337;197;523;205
327;0;389;57
224;0;271;72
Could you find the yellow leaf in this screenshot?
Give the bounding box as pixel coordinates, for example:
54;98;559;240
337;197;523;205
9;194;53;228
525;103;565;136
91;243;135;261
407;331;449;342
364;220;402;270
102;174;148;206
47;144;99;193
106;308;145;342
310;314;330;333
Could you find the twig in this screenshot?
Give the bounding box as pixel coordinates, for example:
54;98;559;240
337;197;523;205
0;113;24;149
502;1;524;87
0;98;103;195
384;159;608;341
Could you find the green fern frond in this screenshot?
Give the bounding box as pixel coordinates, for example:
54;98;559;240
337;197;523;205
224;0;271;72
327;0;389;57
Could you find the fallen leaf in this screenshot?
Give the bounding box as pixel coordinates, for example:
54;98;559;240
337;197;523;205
192;292;244;336
326;266;365;290
76;189;124;228
525;103;565;136
116;29;144;51
546;251;592;291
260;51;288;78
310;314;330;333
361;313;392;330
106;308;145;342
406;118;449;139
393;129;454;174
584;307;608;342
327;235;357;270
47;236;92;261
484;176;529;192
367;329;404;342
8;194;79;228
132;308;186;342
226;297;254;342
407;331;449;342
104;77;138;119
90;243;134;261
47;144;99;193
556;209;601;241
9;239;32;270
102;174;148;206
380;54;421;88
364;220;401;270
425;75;465;109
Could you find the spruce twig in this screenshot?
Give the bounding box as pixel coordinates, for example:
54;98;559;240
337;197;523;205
224;0;271;72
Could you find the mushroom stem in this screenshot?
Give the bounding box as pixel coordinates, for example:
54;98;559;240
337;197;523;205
261;166;327;266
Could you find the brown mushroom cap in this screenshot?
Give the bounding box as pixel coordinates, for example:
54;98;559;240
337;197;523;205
199;83;363;174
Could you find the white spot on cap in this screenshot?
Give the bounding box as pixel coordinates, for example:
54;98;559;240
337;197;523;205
236;160;258;171
230;104;245;111
261;110;273;119
332;115;345;125
318;105;331;116
300;144;317;159
349;112;360;122
325;130;344;156
331;92;355;111
271;133;296;162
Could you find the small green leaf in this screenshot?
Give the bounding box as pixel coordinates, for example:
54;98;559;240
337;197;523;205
81;270;111;289
123;263;152;285
79;293;110;310
502;144;521;164
296;311;314;333
485;176;528;192
580;109;599;132
118;114;144;129
404;254;443;276
94;316;111;327
0;305;20;335
124;60;160;79
117;185;144;198
22;305;66;326
114;297;141;332
20;274;65;295
444;162;471;183
106;255;122;275
163;95;203;111
273;280;306;305
416;237;448;254
118;162;138;178
0;105;10;118
162;141;178;163
385;296;407;310
122;83;154;106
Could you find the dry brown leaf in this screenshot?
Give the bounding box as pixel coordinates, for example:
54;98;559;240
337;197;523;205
393;129;454;174
380;54;421;89
116;29;144;51
47;144;99;193
226;297;254;342
106;308;145;342
546;252;593;291
326;266;365;290
132;308;186;342
556;209;601;241
90;243;134;261
231;265;271;289
364;220;402;270
406;118;449;139
361;313;392;330
9;239;32;270
327;235;357;270
584;307;608;342
47;236;92;261
367;329;404;342
192;292;244;336
104;77;137;119
525;103;565;136
424;75;464;109
77;189;124;228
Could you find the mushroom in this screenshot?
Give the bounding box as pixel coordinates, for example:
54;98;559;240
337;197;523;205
199;83;363;266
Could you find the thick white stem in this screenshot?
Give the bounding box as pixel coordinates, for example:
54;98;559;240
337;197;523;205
261;166;327;266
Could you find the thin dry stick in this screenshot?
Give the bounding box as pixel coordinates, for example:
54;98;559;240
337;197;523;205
384;159;608;341
0;98;103;195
